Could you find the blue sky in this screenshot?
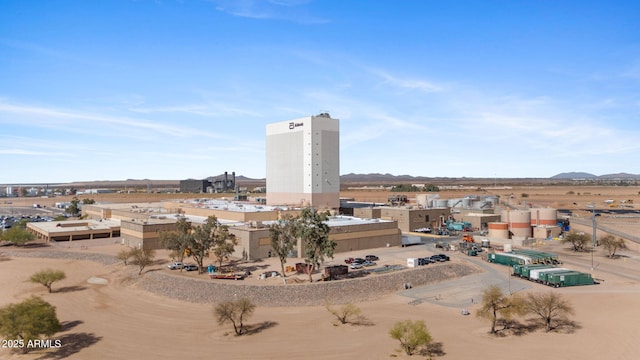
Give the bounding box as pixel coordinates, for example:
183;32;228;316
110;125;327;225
1;0;639;184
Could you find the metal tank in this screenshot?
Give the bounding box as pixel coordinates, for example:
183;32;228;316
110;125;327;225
505;210;532;238
530;208;558;226
416;194;429;208
488;222;509;239
434;199;448;208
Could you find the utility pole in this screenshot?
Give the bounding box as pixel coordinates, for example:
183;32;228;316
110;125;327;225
591;207;598;271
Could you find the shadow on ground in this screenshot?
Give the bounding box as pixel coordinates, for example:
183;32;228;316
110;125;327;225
35;332;102;360
56;285;87;293
245;321;278;335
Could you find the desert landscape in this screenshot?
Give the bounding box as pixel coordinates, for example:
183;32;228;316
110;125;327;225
1;185;640;359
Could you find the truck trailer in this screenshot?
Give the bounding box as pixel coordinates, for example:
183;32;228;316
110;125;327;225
546;271;595;287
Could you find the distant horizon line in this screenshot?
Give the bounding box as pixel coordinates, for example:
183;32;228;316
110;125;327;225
3;171;640;187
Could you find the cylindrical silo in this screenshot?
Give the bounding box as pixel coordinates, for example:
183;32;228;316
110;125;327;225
488;222;509;239
484;196;499;206
435;199;448;208
530;208;557;226
506;210;532;238
416;194;429;208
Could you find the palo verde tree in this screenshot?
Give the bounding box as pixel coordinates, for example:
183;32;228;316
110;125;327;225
0;220;35;246
0;296;61;354
29;269;66;293
389;320;432;356
297;208;335;282
130;248;156;275
269;214;298;282
207;216;239;270
476;285;527;334
160;215;192;267
561;231;590;252
116;249;133;265
599;234;628;258
214;298;256;336
326;303;362;325
526;292;575;332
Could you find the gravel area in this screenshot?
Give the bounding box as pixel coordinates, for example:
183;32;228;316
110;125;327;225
0;248;120;265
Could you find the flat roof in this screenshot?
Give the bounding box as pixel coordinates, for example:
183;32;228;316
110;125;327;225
28;219;121;234
169;199;288;213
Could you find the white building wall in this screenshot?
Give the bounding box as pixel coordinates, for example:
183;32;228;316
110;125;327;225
266;114;339;208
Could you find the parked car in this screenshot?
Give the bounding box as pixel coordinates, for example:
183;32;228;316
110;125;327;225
435;254;450;261
167;262;184;270
414;227;432;233
352;258;366;264
418;258;433;266
365;255;379;261
183;264;199;271
350;263;363;269
362;260;376;267
430;254;449;262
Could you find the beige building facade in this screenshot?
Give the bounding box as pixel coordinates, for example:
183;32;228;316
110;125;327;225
355;207;449;233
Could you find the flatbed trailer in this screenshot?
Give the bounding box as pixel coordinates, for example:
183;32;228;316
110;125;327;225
210;273;245;280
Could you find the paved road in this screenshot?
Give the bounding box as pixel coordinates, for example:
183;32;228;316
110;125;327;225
398;254;532;308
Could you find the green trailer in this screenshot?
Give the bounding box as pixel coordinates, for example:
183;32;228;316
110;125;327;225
529;267;571;283
513;264;554;279
488;252;531;266
536;269;574;285
512;249;560;265
546;271;595;287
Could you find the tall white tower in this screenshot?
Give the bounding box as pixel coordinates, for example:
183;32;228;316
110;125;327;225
266;113;340;208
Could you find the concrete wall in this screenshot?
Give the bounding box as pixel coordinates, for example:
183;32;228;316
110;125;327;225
138;262;477;306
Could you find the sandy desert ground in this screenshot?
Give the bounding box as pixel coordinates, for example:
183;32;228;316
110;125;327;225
1;186;640;359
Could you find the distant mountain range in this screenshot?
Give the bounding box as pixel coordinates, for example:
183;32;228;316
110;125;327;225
550;172;640;180
7;172;640;188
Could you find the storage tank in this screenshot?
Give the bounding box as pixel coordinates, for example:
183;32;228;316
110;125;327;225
416;194;429;208
488;222;509;239
434;199;448;208
502;210;532;238
483;196;499;206
530;208;558;226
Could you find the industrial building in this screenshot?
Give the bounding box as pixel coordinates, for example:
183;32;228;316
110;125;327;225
54;112;400;256
81;200;402;258
179;172;236;193
354;206;450;234
266;113;340;208
27;219;121;242
179;180;210;193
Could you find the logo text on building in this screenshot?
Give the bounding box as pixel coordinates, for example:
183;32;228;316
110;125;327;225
288;122;304;129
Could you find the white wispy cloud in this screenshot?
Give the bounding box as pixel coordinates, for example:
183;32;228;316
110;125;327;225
208;0;329;24
129;102;263;118
0;149;69;156
368;68;445;93
0;100;225;140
